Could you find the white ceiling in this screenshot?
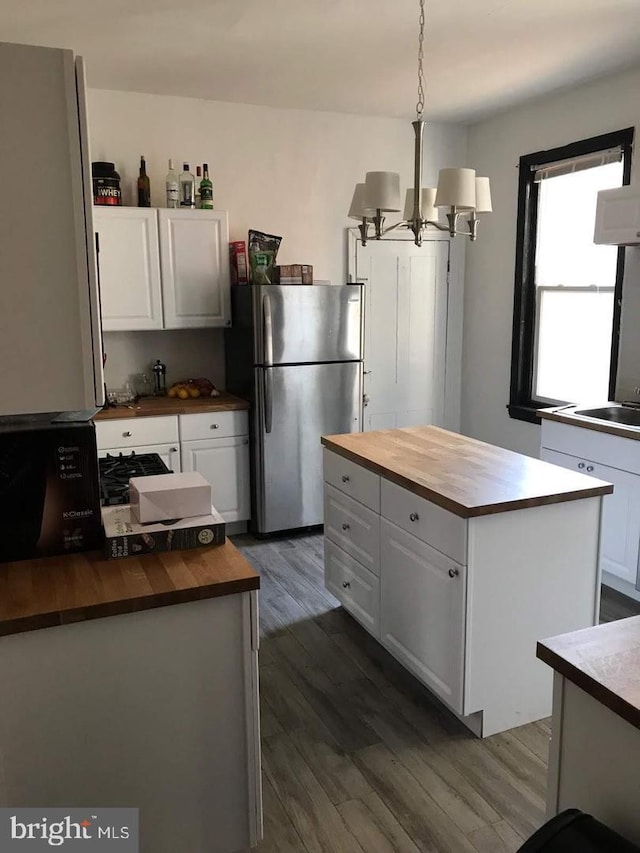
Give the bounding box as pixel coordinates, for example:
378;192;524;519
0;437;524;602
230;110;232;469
2;0;640;123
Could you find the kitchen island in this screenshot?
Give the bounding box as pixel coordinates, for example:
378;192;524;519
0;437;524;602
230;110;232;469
321;426;613;737
0;541;262;853
538;617;640;845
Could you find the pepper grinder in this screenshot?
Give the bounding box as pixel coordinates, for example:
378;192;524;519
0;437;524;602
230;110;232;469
152;359;167;396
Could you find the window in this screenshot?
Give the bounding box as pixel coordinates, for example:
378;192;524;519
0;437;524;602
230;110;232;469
509;128;634;423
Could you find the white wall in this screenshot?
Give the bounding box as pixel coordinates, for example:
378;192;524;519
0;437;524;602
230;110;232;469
88;88;467;391
463;64;640;457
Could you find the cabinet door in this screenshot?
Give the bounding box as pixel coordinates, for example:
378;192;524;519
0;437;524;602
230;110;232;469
158;209;230;328
98;443;181;473
380;519;465;713
94;208;163;331
542;448;640;586
181;436;250;522
325;538;380;636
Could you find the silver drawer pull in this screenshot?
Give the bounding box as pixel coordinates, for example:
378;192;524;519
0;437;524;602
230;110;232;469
341;475;350;483
409;512;419;522
586;465;594;472
578;462;585;469
342;523;350;531
170;446;178;452
123;431;132;437
448;568;459;578
342;581;351;589
210;423;220;430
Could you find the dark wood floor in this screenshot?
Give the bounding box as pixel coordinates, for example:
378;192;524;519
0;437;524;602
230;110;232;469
233;532;640;853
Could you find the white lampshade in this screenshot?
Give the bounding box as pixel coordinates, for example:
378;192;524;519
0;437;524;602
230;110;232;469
475;177;492;213
348;183;375;220
403;187;438;222
435;168;476;210
364;171;401;212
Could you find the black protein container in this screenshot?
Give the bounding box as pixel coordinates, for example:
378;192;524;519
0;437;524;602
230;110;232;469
92;161;122;206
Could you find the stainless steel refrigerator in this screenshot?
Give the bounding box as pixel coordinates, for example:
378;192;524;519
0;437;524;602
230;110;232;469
225;284;363;534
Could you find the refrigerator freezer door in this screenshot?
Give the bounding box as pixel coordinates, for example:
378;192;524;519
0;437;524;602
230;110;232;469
253;285;363;365
254;362;362;533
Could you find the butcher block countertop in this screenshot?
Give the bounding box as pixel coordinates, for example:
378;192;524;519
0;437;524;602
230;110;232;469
322;426;613;518
0;540;259;637
94;392;249;421
538;617;640;731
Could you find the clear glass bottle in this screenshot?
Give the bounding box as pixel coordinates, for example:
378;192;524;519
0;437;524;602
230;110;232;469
137;155;151;207
165;159;179;208
195;166;202;209
200;163;213;210
179;163;195;208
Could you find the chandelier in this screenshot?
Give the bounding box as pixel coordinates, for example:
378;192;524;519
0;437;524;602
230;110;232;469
349;0;492;247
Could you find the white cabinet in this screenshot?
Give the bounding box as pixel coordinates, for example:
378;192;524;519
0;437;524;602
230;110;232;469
158;209;230;328
94;208;230;330
181;436;250;522
95;415;179;451
94;208;163;331
98;443;181;473
540;418;640;597
325;539;379;636
380;519;465;712
594;185;640;246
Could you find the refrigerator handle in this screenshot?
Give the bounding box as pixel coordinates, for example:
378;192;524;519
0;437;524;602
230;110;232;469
263;293;274;366
264;369;273;434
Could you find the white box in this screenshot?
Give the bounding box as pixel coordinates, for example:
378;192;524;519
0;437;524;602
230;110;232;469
129;471;212;523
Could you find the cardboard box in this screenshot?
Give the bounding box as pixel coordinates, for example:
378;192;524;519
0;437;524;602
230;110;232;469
274;264;313;285
229;240;249;285
102;504;225;560
129;471;212;523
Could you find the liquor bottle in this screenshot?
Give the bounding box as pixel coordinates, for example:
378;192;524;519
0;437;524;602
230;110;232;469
137;155;151;207
179;163;195;208
200;163;213;210
195;166;202;209
165;159;179;208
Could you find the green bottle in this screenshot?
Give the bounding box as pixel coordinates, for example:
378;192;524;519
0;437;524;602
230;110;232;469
200;163;213;209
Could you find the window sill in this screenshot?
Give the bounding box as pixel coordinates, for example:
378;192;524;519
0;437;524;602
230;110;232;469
507;403;542;425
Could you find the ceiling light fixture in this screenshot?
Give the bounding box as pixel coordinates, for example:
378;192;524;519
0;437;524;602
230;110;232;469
349;0;492;247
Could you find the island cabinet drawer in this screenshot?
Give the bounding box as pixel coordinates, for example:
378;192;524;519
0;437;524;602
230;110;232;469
381;479;467;565
179;410;248;441
324;484;380;577
323;449;380;512
95;416;179;450
325;538;379;637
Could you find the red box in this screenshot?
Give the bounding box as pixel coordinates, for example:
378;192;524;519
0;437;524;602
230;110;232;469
229;240;249;285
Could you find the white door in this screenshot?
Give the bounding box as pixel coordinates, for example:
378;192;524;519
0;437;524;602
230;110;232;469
158;209;231;328
98;443;181;473
380;518;465;713
94;208;163;331
542;448;640;586
350;236;449;431
181;436;250;522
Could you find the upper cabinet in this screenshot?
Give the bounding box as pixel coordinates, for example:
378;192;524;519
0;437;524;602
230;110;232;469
96;208;231;331
594;185;640;246
94;208;163;331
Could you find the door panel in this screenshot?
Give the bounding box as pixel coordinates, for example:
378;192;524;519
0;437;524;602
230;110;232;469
181;437;250;522
254;362;361;532
355;239;449;431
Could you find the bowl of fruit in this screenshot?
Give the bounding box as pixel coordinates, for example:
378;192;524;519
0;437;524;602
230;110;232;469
166;377;220;400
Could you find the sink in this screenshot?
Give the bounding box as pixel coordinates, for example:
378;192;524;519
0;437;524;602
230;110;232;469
573;406;640;427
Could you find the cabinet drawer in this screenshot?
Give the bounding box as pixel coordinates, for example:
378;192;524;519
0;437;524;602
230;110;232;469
381;479;466;564
323;449;380;512
179;410;248;441
95;416;179;450
324;485;380;576
325;539;380;637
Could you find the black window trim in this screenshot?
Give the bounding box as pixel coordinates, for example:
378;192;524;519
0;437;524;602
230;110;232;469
508;127;635;425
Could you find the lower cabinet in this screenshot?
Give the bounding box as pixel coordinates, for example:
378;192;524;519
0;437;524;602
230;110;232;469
181;436;250;523
380;519;465;713
324;538;379;636
98;442;181;473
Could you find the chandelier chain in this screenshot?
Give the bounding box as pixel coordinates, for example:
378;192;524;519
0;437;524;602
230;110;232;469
416;0;425;119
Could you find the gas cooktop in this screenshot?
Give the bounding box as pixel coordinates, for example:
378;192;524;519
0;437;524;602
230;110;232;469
98;452;171;506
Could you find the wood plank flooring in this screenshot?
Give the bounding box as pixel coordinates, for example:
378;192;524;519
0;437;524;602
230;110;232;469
233;532;639;853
